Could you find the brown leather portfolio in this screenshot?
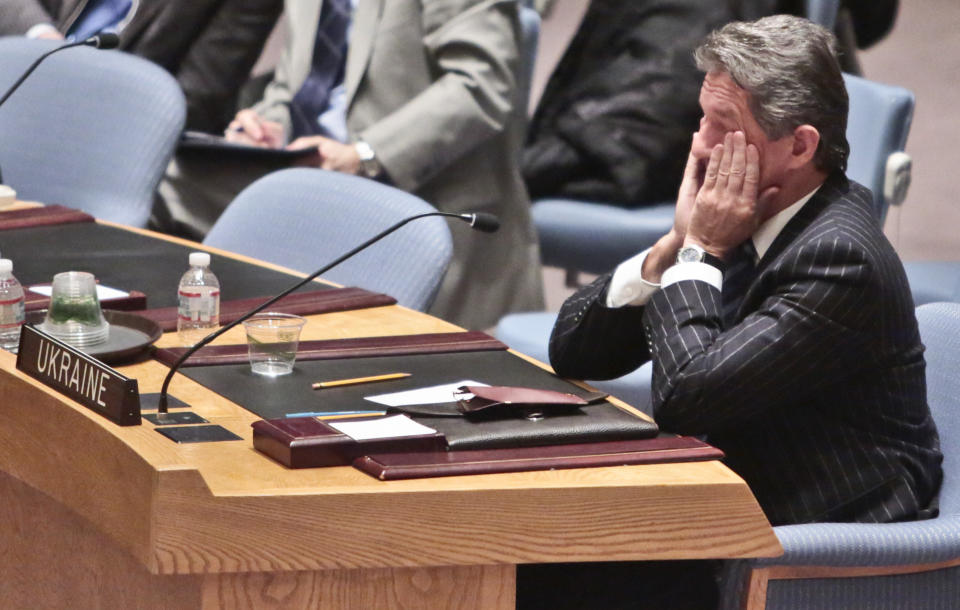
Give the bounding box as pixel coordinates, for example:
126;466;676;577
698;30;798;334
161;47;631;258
252;416;446;468
138;286;396;332
353;436;724;480
0;204;94;231
153;330;507;367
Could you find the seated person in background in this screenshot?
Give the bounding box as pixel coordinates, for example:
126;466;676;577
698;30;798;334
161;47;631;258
522;0;749;207
153;0;544;331
0;0;283;133
740;0;900;73
551;13;941;529
523;15;942;608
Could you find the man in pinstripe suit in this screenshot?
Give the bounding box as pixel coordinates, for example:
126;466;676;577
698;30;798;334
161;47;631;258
550;13;941;530
520;15;942;610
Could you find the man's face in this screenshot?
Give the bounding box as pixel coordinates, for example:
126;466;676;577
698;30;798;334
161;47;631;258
691;71;794;194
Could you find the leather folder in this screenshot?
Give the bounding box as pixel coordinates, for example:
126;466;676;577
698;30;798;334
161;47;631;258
179;130;318;161
154;330;507;367
252;416;446;468
392;385;658;451
139;286;396;332
353;436;724;480
0;204;94;231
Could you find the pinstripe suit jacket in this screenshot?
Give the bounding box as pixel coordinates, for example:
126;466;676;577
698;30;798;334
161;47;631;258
550;172;942;526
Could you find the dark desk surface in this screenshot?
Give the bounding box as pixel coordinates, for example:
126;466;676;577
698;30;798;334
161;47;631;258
0;221;327;308
0;212;781;609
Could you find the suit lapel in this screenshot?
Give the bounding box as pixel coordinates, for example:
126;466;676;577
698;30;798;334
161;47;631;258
117;0;166;48
344;0;383;108
734;171;848;320
757;171;847;272
57;0;89;33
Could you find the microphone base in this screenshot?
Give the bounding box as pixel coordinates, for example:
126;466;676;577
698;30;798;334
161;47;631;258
139;393;208;426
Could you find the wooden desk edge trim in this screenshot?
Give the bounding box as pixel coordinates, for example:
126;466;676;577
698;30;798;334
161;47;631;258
0;359;166;571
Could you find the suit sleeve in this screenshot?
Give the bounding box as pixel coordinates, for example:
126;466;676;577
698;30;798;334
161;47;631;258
644;236;878;436
171;0;283;132
251;1;302;139
548;274;653;380
0;0;55;35
358;0;520;193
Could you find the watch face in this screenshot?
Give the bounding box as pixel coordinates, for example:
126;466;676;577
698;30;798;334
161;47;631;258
678;246;704;264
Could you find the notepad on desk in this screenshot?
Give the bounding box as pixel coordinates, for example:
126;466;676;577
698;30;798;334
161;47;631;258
364;380;487;407
251;414;446;468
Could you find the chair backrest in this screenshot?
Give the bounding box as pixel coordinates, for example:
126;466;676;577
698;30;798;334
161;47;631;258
916;302;960;516
517;6;541;121
203;168;453;312
843;73;915;225
0;37;185;227
806;0;840;29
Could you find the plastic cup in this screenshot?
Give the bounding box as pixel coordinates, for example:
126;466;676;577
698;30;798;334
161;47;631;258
242;313;306;376
41;271;109;347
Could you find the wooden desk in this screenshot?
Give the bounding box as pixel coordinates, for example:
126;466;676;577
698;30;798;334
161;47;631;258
0;219;780;609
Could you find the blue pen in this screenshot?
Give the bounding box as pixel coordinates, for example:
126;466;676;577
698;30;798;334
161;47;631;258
286;410;386;419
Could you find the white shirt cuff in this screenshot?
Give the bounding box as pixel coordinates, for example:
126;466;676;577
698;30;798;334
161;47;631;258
606;248;661;308
661;261;723;291
26;23;58;39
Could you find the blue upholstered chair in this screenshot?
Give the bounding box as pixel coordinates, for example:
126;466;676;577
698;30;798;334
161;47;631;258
203;168;453;312
496;73;916;409
717;301;960;610
905;262;960;306
805;0;840;29
0;37;185;227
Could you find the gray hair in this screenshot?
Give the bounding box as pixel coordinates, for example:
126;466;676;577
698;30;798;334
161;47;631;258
694;15;849;172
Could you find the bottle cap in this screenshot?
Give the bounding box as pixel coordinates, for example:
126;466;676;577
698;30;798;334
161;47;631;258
189;252;211;267
0;259;11;274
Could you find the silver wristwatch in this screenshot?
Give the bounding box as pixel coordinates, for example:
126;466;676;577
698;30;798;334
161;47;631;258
354;139;383;179
676;244;725;271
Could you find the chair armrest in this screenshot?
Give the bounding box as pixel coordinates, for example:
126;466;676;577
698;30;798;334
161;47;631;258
751;517;960;568
884;151;912;207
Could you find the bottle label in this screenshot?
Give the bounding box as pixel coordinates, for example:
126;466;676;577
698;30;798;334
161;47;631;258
178;289;220;323
0;299;25;329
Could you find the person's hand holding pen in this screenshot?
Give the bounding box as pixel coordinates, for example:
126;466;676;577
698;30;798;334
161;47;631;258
224;109;284;149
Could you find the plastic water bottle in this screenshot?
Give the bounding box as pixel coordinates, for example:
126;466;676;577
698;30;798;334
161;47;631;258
0;259;25;353
177;252;220;346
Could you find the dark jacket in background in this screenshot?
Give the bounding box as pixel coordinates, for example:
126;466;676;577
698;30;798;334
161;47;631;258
737;0;900;72
523;0;898;206
0;0;283;132
522;0;744;207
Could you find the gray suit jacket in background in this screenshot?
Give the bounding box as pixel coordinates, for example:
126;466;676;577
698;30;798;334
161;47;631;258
0;0;282;132
550;172;942;526
256;0;544;329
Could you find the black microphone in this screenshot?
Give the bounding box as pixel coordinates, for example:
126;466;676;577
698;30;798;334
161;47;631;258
154;211;501;415
0;33;119;109
86;32;121;49
465;212;499;233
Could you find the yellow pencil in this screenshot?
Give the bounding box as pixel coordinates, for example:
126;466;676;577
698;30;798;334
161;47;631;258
311;372;410;389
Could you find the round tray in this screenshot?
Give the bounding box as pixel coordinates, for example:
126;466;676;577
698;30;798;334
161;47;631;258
26;309;162;365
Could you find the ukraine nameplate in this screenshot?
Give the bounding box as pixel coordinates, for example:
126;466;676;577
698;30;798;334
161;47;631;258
15;325;141;426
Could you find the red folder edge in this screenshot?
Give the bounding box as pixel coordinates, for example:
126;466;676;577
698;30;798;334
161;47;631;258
353;436;724;480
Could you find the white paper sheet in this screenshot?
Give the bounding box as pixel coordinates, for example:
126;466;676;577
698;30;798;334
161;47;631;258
29;284;129;300
328;414;437;441
364;380;489;407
